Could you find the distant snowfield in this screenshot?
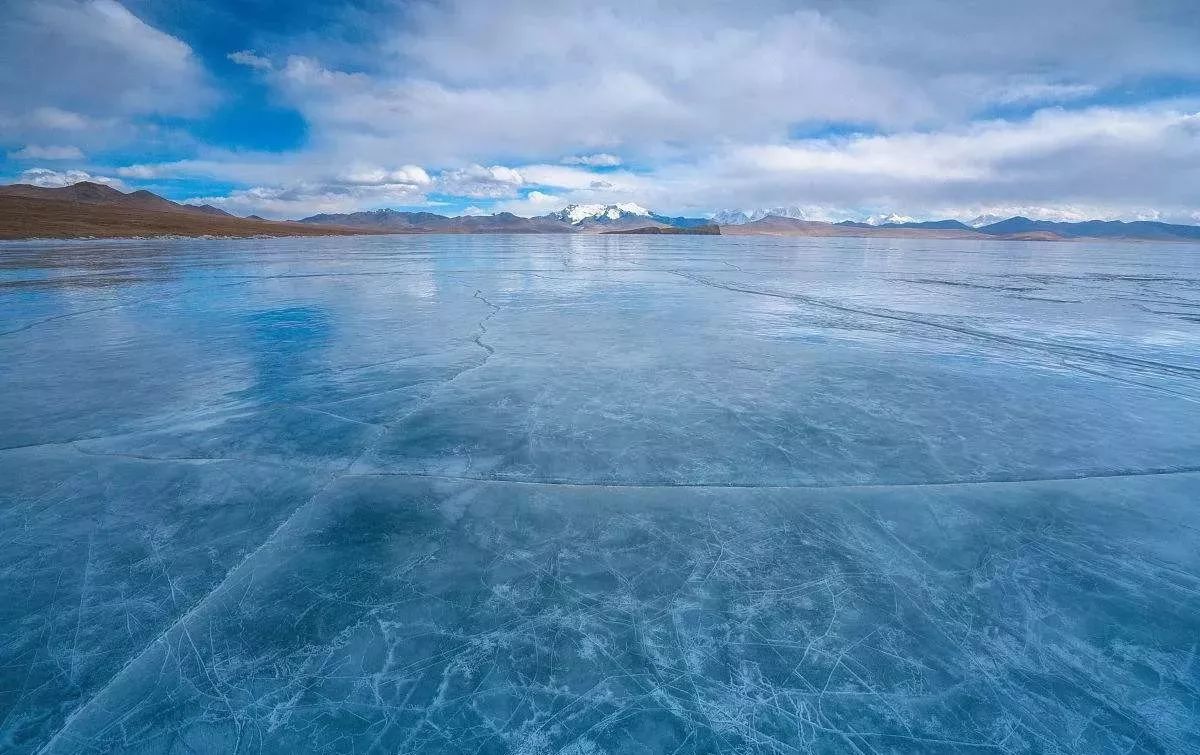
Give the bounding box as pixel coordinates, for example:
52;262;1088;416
551;202;652;224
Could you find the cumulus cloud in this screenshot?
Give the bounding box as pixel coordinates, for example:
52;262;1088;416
186;181;430;218
114;163;169;179
523;191;564;208
463;104;1200;222
114;100;1200;223
337;164;431;187
2;1;214;115
8;145;84;160
615;105;1200;222
0;1;214;148
702;106;1200;210
180;162;437;217
250;0;1199;165
18;168;124;189
136;104;1198;223
435;164;525;198
111;156;322;186
27;0;1194;222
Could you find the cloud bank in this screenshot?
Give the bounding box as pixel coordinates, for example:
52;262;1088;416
2;0;1199;221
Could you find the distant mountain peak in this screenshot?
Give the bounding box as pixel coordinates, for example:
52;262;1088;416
712;207;807;225
41;181;126;202
7;182;1200;241
865;213;915;226
968;213;1007;228
549;203;652;224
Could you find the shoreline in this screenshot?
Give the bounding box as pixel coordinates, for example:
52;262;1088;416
3;230;1199;244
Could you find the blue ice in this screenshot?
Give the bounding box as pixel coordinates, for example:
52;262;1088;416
2;235;1199;753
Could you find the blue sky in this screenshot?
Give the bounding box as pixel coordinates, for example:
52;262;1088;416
2;0;1199;222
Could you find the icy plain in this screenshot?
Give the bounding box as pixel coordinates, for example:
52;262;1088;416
1;234;1199;754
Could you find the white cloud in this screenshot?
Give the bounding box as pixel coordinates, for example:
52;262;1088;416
9;145;84;160
337;164;431;187
435;164;525;198
228;50;273;71
460;104;1199;222
524;191;563;207
186;184;426;218
115;163;168;179
28;107;92;131
563;154;622;167
18;168;125;189
250;0;1199;167
153;102;1200;223
184;166;436;218
987;80;1099;105
111;156;316;185
962;205;1142;223
513;164;635;192
611;104;1200;220
2;1;214;115
0;1;214;148
35;0;1194;223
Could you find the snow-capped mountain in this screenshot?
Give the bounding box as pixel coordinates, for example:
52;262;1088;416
712;209;753;225
968;214;1007;227
712;207;807;225
547;203;651;224
865;213;915;226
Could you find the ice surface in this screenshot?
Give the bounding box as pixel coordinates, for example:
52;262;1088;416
2;235;1199;753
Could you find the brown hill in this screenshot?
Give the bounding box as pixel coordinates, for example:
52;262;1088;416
0;182;207;214
0;181;128;204
0;182;380;239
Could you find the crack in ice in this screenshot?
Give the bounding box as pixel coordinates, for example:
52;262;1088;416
343;465;1200;490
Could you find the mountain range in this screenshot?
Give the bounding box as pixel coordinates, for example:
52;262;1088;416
2;182;1200;242
712;207;808;225
298;203;721;234
0;182;378;239
298;203;1200;241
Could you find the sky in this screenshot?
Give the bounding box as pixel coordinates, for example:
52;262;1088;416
1;0;1199;222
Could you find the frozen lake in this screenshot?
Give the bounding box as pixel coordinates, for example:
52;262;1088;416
2;234;1199;753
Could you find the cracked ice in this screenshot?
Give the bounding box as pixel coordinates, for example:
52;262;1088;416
2;234;1199;754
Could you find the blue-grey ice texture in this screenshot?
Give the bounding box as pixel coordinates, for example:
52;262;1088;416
2;235;1199;754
